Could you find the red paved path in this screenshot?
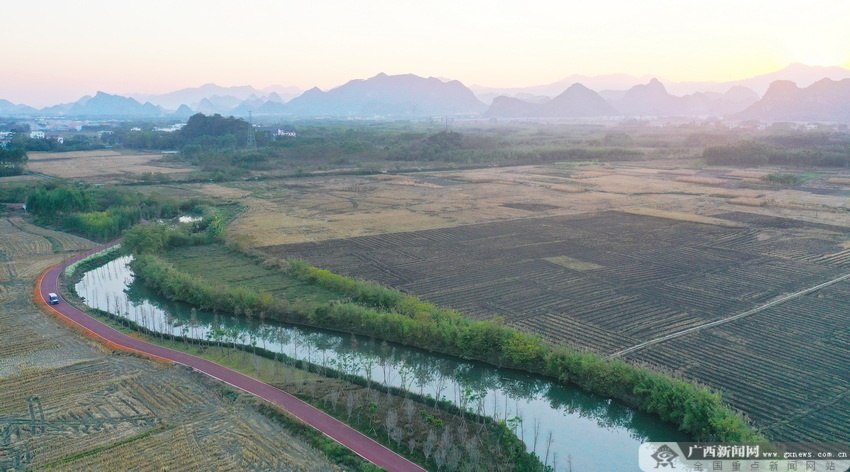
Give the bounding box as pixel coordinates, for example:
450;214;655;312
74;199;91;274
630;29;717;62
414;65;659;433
36;243;424;472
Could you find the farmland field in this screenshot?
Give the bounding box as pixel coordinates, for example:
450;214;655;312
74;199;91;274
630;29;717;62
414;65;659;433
164;244;338;306
26;150;194;183
262;210;850;441
14;152;850;446
201;162;850;247
0;217;336;470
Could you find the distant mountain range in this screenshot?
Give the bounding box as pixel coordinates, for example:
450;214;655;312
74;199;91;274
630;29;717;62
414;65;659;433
486;83;617;118
0;99;38;116
1;64;849;122
484;79;760;118
736;78;850;122
472;63;850;102
284;73;486;117
130;84;302;110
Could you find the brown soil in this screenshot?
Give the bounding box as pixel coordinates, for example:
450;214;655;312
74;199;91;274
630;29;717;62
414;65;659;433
0;217;336;471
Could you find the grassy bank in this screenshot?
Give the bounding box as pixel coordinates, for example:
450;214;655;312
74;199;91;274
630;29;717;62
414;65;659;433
128;241;764;442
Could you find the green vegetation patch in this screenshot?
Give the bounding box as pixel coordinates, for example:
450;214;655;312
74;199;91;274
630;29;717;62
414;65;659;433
759;173;803;186
166;244;338;305
21;182;214;241
543;256;603;271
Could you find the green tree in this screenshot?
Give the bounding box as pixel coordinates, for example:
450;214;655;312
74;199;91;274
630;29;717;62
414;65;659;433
206;214;225;240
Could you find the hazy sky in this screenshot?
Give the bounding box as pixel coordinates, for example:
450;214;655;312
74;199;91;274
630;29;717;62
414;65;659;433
4;0;850;107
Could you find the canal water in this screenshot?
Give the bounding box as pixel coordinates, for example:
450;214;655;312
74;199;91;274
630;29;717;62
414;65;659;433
76;255;688;471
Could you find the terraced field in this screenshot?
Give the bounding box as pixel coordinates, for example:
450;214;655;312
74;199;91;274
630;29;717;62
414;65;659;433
263;210;850;441
0;218;336;470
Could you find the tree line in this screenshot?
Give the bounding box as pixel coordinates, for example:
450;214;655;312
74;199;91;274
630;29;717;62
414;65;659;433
703;140;850;167
24;183;211;240
0;148;27;176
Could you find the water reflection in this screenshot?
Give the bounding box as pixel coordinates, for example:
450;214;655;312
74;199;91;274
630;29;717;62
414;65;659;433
77;256;688;471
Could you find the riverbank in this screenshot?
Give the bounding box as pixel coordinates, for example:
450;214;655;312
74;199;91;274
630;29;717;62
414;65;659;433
66;250;549;471
130;241;761;442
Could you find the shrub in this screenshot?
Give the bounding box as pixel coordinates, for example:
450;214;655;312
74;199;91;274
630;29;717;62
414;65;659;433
760;173;801;186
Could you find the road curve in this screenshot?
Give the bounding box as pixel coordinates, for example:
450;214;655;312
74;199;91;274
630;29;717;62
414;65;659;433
36;243;425;472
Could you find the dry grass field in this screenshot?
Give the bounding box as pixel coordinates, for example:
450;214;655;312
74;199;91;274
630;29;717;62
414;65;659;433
26;150;194;183
27;151;850;242
202;163;850;246
0;217;336;471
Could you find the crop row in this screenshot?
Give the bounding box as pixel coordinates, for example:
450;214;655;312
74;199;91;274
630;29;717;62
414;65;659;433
0;339;61;360
0;220;52;256
398;261;568;295
514;312;636;353
44;429;197;471
634;245;742;271
810;247;850;267
7;217;94;253
627;337;822;428
626;290;850;441
120;376;206;416
0;359;113;411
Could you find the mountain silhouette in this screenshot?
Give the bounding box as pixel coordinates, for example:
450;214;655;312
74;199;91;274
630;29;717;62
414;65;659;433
737;79;850;121
64;92;162;117
284;73;486;116
486;83;615;117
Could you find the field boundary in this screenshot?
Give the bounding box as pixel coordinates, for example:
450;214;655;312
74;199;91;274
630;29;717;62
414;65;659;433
608;272;850;359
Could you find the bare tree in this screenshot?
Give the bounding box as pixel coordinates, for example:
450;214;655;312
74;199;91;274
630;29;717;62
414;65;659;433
533;417;541;455
345;391;356;421
466;441;481;471
390;424;403;448
423;429;437;463
434;446;448;471
436;427;453;470
328;389;341;412
447;445;462;471
544;431;553;468
385;408;399;445
432;371;448;408
258;311;266;351
404;397;416;425
517;409;525;442
456;421;469;446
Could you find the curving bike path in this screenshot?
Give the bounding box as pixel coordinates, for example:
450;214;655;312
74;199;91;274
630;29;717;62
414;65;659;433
35;242;424;472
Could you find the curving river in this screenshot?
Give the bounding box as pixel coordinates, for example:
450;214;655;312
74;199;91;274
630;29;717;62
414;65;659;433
76;255;688;471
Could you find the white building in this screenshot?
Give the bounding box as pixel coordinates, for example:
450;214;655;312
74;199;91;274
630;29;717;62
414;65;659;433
30;131;45;139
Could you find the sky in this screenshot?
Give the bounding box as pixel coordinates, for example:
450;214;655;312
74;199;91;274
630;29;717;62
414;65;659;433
4;0;850;107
